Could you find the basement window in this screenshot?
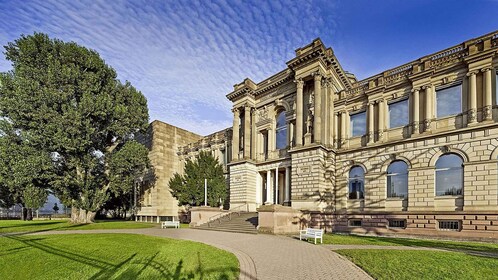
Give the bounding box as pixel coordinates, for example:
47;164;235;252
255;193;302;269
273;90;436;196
438;220;461;231
349;219;362;227
388;219;406;228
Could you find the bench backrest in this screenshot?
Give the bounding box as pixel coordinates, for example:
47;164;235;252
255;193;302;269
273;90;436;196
306;228;324;236
163;221;179;225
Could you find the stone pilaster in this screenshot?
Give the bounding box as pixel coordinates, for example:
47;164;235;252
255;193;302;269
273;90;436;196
378;99;385;140
368;102;374;144
313;73;322;143
423;84;432;132
322;78;329;145
482;67;493;120
232;108;240;160
411;87;420;135
251;108;256;159
467;70;478;124
244;106;251;158
295;78;304;146
327;80;335;147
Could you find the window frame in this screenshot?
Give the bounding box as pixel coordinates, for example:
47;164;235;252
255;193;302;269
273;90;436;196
275;110;288;150
436;84;462;118
435;153;464;196
350;111;367;138
348;166;365;199
437;220;461;231
388;98;409;129
386;160;409;199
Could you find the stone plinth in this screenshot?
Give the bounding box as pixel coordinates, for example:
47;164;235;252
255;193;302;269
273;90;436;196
257;205;303;234
190;206;226;227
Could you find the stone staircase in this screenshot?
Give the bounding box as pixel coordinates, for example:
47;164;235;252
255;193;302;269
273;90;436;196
195;212;258;234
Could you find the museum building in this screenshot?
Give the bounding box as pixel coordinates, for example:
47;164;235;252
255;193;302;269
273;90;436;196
140;30;498;239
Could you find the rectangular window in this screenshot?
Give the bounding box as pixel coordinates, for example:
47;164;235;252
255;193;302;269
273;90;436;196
436;84;462;118
349;219;362;227
388;219;406;228
350;111;366;137
388;99;409;128
438;220;461;231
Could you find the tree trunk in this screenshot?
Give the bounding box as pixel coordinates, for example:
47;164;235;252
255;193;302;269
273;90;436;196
26;208;33;221
70;208;96;224
21;207;27;221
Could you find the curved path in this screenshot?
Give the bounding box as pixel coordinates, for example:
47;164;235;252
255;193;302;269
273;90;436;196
31;228;372;280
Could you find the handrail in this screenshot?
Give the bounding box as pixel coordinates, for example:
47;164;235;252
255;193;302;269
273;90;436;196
207;204;249;227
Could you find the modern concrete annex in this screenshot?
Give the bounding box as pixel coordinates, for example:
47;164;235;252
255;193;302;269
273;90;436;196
138;30;498;239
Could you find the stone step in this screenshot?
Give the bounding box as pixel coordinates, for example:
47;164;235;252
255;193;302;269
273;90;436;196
194;212;258;234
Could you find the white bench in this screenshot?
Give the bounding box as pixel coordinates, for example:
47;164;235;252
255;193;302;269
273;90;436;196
161;221;180;229
299;228;324;244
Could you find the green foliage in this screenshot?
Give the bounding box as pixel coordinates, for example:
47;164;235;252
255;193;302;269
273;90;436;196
22;185;47;209
169;151;227;207
0;33;150;219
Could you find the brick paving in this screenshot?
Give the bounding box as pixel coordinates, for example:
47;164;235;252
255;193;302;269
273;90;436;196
31;228;373;280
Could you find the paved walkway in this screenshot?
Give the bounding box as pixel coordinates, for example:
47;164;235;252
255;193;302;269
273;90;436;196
31;228;373;280
324;244;444;251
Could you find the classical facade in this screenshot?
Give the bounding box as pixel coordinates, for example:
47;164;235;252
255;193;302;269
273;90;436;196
226;30;498;239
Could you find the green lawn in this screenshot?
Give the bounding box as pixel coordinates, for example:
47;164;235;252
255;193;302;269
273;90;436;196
337;249;498;280
323;233;498;253
0;220;156;234
0;233;239;279
324;234;498;279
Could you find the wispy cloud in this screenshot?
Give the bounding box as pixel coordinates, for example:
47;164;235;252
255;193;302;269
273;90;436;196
0;0;333;135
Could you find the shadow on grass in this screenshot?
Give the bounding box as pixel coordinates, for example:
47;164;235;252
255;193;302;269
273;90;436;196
3;235;238;279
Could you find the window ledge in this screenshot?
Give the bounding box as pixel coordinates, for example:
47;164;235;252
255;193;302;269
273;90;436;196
434;195;463;200
347;198;365;201
386;197;407;201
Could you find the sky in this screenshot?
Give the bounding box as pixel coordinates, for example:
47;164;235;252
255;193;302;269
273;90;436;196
0;0;497;135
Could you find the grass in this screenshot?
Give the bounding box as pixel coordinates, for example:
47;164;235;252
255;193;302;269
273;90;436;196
323;233;498;253
0;220;156;234
337;249;498;280
0;233;239;279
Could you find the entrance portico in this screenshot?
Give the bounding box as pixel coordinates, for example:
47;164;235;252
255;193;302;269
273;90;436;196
259;162;291;207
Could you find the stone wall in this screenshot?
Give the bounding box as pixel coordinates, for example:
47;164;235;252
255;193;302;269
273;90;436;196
137;120;201;220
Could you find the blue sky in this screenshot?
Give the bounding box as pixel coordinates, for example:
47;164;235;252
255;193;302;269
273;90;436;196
1;0;497;135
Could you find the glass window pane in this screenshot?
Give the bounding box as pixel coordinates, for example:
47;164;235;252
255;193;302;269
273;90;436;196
435;153;463;196
437;85;462;118
435;154;463;169
389;99;409;128
349;166;365;199
350;111;366;137
275;111;287;149
387;161;408;198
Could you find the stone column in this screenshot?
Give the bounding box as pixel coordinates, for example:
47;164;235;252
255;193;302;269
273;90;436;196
467;71;478;124
284;166;290;203
322;79;329;145
275;168;279;204
423;85;432;132
295;78;304;146
341;110;347;145
265;170;271;204
313;73;322;143
334;112;339;148
328;82;335;147
482;67;493;120
251;108;257;159
232;108;240;160
244;106;251;158
412;88;420;135
378;99;385;140
368;102;374;144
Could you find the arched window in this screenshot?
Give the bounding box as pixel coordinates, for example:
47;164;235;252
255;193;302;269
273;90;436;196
348;166;365;199
275;111;287;149
387;161;408;198
435;153;463;196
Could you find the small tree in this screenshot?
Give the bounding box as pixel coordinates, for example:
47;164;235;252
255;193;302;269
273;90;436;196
169;151;227;207
53;203;59;214
23;185;48;220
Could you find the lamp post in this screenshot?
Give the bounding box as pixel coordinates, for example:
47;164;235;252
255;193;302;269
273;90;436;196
204;178;207;207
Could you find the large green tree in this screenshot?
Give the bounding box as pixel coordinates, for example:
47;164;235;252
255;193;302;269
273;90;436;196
0;33;150;223
169;151;227;207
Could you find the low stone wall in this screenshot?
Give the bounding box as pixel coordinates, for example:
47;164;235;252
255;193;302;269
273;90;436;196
189;206;226;227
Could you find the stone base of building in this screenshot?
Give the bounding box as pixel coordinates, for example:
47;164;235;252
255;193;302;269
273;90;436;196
304;211;498;242
189;206;226;227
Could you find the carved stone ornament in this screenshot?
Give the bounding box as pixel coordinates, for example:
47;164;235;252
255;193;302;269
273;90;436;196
306;109;313;134
424;119;432;130
294;78;304;88
257;106;269;122
412;121;419;132
439;145;450;153
483;105;492;120
309;91;315;105
468;108;477;122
